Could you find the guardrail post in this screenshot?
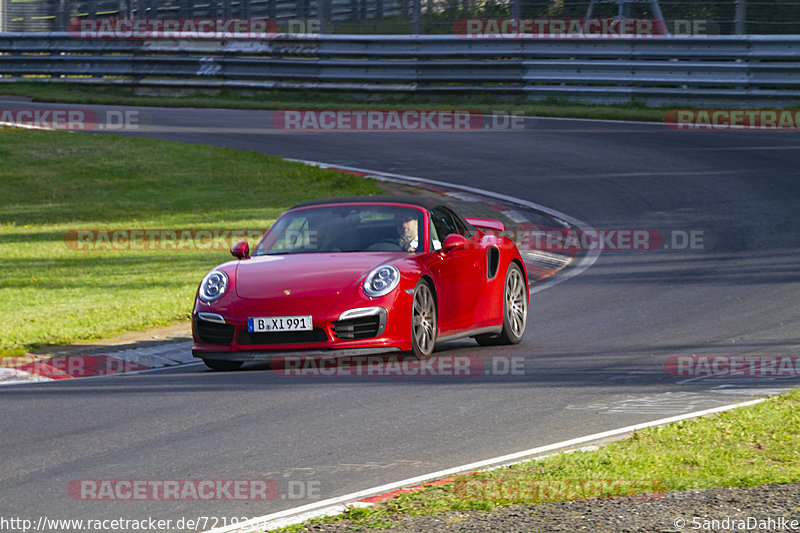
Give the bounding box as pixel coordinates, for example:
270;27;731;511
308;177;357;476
411;0;421;33
511;0;520;20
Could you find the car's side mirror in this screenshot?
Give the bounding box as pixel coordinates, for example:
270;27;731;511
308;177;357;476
231;241;250;259
441;234;468;255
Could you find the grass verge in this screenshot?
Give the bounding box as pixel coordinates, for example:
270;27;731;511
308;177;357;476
0;130;381;356
0;82;671;122
289;389;800;531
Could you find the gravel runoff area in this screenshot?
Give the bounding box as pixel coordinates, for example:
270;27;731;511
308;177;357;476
292;483;800;533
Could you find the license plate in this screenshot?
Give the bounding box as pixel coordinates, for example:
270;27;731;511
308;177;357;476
248;315;313;333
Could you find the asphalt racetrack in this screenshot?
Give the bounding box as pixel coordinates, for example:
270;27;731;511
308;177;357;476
1;104;799;527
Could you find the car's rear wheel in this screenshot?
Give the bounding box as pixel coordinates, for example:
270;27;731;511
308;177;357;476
202;358;244;371
411;280;437;357
476;262;527;346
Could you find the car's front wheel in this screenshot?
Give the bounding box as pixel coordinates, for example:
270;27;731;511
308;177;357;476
411;280;437;357
476;262;528;346
202;358;244;371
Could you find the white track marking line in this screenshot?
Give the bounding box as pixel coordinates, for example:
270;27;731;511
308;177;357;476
206;398;766;533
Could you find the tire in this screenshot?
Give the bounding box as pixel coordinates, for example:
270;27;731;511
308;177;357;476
411;280;437;358
475;262;528;346
202;358;244;371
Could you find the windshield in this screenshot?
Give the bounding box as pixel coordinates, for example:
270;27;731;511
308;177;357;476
252;204;426;255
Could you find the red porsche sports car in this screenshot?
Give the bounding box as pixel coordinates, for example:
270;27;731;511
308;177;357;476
192;196;529;370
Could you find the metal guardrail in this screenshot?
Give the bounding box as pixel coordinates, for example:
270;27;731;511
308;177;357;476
1;33;800;106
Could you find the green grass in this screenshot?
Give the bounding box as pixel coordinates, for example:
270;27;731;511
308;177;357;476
0;82;672;122
289;389;800;531
0;130;381;355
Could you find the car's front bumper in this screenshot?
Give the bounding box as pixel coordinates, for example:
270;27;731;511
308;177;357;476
191;290;415;360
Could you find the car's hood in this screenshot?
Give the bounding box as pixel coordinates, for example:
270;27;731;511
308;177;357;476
234;252;405;299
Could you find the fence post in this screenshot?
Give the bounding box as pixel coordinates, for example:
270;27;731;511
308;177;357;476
735;0;746;34
320;0;330;33
411;0;421;34
57;0;68;31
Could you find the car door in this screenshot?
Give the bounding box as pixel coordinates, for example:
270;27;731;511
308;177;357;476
428;206;484;333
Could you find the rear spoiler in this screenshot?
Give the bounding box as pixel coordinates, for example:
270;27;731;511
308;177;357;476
465;217;505;232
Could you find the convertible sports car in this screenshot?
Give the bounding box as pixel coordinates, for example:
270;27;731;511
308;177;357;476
192;196;529;370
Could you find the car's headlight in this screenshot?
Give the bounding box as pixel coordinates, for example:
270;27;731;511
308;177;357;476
199;270;228;303
363;265;400;298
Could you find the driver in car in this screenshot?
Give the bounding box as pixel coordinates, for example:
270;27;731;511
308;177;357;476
396;212;419;252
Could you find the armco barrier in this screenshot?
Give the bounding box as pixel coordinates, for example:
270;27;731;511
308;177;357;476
1;33;799;106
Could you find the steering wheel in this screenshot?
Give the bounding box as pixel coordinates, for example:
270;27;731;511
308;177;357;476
366;239;404;251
